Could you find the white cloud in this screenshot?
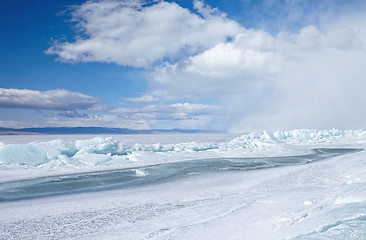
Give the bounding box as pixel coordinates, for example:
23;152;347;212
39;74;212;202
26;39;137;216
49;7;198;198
114;102;218;120
124;94;158;103
46;113;150;129
0;88;107;111
0;120;23;129
151;29;282;98
124;90;176;102
46;0;242;67
225;19;366;132
151;16;366;131
153;24;362;96
46;102;219;130
113;102;220;129
326;26;362;50
46;0;366;132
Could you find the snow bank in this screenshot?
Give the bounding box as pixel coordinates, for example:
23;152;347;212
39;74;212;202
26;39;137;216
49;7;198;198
0;129;365;169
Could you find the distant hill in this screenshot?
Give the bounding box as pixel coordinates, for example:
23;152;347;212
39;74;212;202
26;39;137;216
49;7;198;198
0;127;214;135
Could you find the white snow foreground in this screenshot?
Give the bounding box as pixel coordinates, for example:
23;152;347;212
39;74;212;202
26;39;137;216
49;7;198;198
1;129;366;239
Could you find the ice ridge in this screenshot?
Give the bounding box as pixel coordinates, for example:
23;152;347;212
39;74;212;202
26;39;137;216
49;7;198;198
0;129;364;168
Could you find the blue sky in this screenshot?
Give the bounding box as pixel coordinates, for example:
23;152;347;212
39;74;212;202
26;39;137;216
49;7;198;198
1;0;366;132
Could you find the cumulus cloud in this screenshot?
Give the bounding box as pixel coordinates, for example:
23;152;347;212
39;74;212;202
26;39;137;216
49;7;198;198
46;0;242;67
224;21;366;131
46;0;366;131
152;24;362;98
0;88;107;111
146;13;366;131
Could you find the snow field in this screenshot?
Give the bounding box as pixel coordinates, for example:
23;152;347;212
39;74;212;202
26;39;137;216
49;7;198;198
1;129;366;239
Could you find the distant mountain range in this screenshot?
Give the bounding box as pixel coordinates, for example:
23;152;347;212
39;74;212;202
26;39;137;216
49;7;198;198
0;127;214;135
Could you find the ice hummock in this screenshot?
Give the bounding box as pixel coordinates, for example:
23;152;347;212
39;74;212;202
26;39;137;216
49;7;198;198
0;129;365;174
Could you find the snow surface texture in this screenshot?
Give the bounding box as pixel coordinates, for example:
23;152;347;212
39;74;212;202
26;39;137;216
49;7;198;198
1;129;366;239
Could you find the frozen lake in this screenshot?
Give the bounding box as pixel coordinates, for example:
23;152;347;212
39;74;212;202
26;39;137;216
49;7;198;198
0;148;360;202
1;130;366;239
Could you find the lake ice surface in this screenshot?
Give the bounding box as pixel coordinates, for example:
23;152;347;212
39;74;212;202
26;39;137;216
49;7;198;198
1;130;366;239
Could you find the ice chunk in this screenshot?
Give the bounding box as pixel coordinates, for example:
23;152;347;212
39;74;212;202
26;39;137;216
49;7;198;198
135;169;147;177
0;143;60;166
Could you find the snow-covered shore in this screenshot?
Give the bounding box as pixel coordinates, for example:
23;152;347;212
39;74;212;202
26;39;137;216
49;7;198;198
1;129;366;239
0;129;365;182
